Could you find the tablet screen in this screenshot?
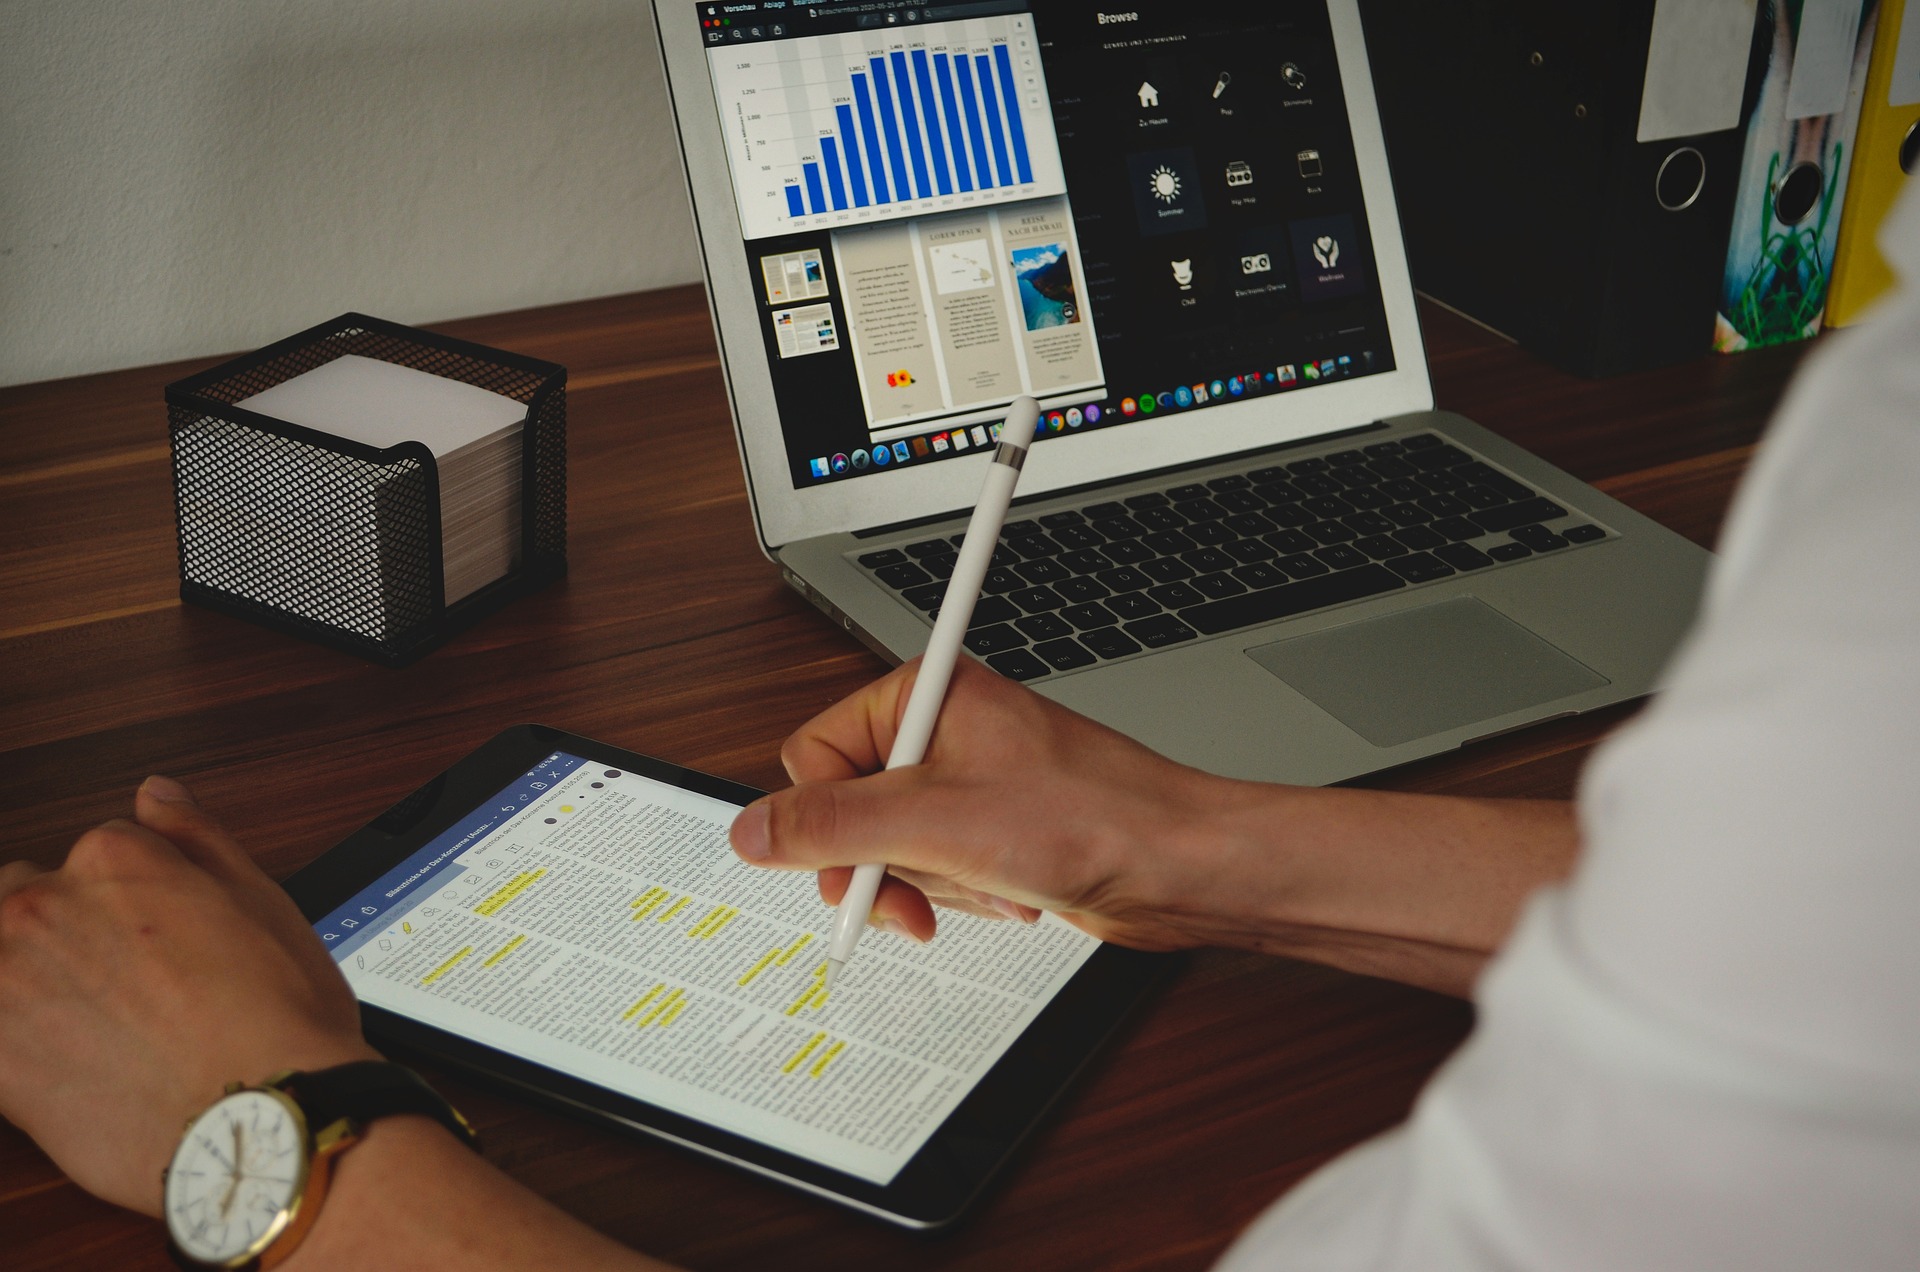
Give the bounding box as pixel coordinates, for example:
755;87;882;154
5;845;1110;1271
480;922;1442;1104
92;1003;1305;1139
311;749;1100;1185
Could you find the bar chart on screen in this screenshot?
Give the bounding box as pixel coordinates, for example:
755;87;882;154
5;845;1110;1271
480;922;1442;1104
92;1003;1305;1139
707;13;1067;240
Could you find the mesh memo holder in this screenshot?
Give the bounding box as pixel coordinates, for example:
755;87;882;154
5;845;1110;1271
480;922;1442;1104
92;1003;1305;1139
165;313;567;666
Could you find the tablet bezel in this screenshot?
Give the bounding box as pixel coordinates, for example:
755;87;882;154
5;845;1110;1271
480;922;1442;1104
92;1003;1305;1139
282;724;1174;1229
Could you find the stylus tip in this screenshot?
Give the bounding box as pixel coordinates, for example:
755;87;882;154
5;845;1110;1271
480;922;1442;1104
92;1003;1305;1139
823;959;843;994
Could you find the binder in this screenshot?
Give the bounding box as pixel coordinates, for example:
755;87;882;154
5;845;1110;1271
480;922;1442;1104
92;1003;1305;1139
1825;0;1920;324
1715;0;1881;351
1360;0;1762;377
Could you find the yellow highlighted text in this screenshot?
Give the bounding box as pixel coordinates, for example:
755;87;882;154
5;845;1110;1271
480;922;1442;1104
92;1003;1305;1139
739;949;780;987
657;896;692;923
774;933;813;966
482;934;528;968
474;869;547;917
421;946;474;985
810;1041;846;1079
782;1032;827;1074
622;984;666;1022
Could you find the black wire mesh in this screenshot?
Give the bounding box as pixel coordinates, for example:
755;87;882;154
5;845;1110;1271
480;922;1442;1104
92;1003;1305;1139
165;313;567;666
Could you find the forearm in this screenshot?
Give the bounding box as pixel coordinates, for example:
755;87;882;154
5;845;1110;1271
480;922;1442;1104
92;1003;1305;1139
1145;777;1579;996
284;1116;675;1272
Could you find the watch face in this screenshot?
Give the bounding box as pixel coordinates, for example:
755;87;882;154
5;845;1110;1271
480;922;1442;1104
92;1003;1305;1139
165;1088;308;1265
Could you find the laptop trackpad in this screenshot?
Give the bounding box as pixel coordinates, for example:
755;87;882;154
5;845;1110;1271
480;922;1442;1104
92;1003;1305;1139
1245;597;1609;748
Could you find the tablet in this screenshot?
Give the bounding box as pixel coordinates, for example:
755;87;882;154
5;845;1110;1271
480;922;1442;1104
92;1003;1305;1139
283;725;1171;1229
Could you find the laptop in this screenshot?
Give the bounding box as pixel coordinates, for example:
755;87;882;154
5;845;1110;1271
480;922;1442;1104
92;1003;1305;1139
651;0;1710;785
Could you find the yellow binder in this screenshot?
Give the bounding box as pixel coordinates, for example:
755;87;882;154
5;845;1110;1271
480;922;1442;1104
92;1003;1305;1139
1827;0;1920;324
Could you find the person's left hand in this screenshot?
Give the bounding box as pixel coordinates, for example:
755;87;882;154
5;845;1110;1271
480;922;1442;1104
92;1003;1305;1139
0;777;377;1216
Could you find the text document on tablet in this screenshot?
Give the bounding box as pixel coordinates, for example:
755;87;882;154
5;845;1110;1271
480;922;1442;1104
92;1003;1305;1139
313;751;1099;1184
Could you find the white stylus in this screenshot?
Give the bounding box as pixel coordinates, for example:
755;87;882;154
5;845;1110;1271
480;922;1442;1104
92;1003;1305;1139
822;395;1041;993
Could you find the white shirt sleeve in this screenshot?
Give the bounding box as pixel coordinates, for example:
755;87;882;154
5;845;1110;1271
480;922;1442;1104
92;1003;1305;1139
1216;182;1920;1271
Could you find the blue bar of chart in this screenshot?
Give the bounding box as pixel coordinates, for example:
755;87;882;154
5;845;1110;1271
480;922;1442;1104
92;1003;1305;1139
706;13;1064;239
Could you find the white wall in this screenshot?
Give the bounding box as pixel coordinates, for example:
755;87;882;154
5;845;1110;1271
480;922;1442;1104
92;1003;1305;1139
0;0;705;387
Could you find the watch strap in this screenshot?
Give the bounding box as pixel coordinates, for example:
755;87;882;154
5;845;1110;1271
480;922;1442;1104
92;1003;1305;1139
275;1061;479;1151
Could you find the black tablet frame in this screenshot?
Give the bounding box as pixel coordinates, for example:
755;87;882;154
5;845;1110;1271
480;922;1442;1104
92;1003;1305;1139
282;725;1174;1229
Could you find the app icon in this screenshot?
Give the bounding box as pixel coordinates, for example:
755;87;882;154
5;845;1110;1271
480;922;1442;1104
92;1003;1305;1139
1303;362;1320;381
970;425;990;446
1320;358;1336;377
1121;397;1138;416
893;440;912;462
1127;148;1208;236
1047;412;1066;432
1281;62;1307;91
1209;379;1225;398
830;453;850;473
931;432;950;453
1066;407;1083;428
1297;148;1323;178
1157;391;1175;409
1312;235;1340;268
850;447;871;470
1173;385;1194;408
809;457;830;478
1277;363;1297;386
1171;258;1194;290
950;428;971;450
1191;383;1209;404
1264;370;1278;384
1225;159;1254;188
1240;252;1272;275
1139;393;1158;415
1212;71;1232;99
911;437;930;456
872;443;891;466
1337;355;1352;376
1137;81;1160;109
1084;403;1102;424
1228;376;1245;396
1148;165;1183;204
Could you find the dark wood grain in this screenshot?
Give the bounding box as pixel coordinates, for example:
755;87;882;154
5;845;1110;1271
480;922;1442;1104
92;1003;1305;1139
0;288;1814;1270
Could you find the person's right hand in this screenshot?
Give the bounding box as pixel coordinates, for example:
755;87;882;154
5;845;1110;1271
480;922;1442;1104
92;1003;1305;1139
727;656;1234;949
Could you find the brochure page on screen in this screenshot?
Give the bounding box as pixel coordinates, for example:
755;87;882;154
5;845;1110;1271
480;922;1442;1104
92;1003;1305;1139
313;752;1100;1184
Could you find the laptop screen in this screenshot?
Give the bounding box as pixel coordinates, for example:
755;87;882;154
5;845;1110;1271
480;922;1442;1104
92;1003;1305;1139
690;0;1398;492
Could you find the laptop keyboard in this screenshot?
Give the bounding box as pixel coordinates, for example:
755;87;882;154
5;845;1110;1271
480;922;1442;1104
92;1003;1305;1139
851;432;1610;682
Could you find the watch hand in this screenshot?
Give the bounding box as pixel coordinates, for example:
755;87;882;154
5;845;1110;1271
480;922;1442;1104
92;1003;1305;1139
219;1121;244;1218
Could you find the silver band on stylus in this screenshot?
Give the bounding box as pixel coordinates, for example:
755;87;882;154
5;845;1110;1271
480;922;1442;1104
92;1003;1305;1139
993;441;1027;471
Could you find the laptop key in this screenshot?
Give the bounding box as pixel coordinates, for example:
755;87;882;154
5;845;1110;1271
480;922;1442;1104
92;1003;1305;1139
876;562;933;588
1400;433;1443;450
985;648;1051;681
1055;576;1112;604
1471;497;1568;533
1510;524;1569;552
1487;541;1533;562
902;581;947;611
1143;529;1197;556
1249;465;1293;483
964;624;1027;655
1051;525;1106;550
1459;485;1508;510
1123;491;1170;509
1012;531;1062;557
858;549;908;568
1392;525;1446;551
1102;538;1155;565
1206;474;1252;491
983;567;1023;594
1017;558;1070;585
1562;523;1605;543
1168;483;1210;501
1175;497;1226;522
1362;441;1405;458
1457;463;1533;500
1314;544;1369;570
1092;514;1146;540
1355;535;1409;560
1429;516;1482;542
1408;444;1472;471
1082;501;1130;520
1293;472;1344;497
1327;449;1368;466
1134;507;1189;532
930;594;1020;628
1342;485;1392;510
1419;494;1471;518
1306;520;1359;545
1263;501;1314;527
1002;519;1042;537
1080;626;1144;659
1286;457;1329;475
1385;552;1457;582
1185;521;1236;547
1263;529;1317;555
1124;614;1200;648
905;539;951;558
1061;600;1119;629
1107;591;1163;620
921;553;957;580
1435;542;1495;571
1182;547;1235;573
1232;562;1289;589
1277;552;1330;578
1214;491;1266;515
1041;511;1085;528
1383;503;1432;527
1016;613;1073;642
1010;585;1066;613
1344;512;1396;537
1059;549;1111;575
1253;480;1305;504
1223;512;1273;536
1181;564;1406;636
1366;456;1416;481
1033;637;1098;671
1191;572;1248;599
1416;468;1471;493
1148;581;1206;609
1224;538;1276;563
1096;566;1151;593
1304;494;1353;518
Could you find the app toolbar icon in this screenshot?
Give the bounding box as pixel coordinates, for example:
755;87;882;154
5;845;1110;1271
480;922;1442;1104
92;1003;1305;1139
1173;385;1194;408
831;453;850;473
1139;393;1158;414
893;441;912;462
1121;397;1138;416
872;443;891;466
1084;403;1102;424
809;457;830;478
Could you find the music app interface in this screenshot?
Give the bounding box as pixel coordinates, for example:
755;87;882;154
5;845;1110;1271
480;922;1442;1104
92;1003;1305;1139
694;0;1393;489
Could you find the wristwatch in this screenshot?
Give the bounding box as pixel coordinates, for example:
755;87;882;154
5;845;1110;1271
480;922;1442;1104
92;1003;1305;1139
162;1060;477;1269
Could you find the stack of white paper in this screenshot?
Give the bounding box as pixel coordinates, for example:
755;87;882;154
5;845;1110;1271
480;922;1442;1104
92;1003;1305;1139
233;354;527;607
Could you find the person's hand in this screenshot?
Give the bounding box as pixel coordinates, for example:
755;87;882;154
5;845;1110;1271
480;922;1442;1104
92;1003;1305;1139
728;656;1231;948
0;777;377;1216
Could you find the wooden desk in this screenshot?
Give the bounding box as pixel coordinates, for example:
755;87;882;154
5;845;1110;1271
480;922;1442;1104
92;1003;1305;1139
0;290;1811;1269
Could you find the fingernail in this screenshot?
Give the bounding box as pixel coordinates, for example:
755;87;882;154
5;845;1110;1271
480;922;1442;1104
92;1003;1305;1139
731;802;772;860
141;775;194;804
989;896;1025;921
880;919;925;944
